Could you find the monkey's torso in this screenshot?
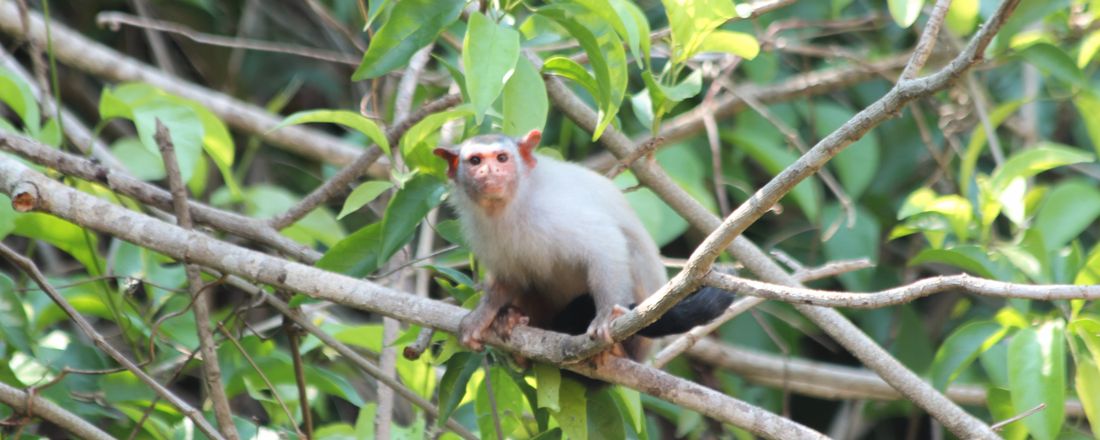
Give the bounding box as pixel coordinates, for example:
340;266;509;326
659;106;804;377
449;154;667;328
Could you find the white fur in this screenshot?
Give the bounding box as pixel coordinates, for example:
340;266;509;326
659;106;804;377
448;138;667;312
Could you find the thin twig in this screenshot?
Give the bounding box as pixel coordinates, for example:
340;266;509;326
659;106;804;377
96;11;360;65
284;317;314;439
155;120;238;440
0;243;226;440
706;271;1100;307
991;403;1046;431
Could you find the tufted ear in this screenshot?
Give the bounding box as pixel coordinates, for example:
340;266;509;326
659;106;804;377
517;129;540;169
433;147;460;179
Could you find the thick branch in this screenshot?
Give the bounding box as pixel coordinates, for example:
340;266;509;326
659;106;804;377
0;152;822;440
0;133;320;262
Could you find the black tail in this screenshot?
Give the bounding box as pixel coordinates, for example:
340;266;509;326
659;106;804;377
550;287;736;337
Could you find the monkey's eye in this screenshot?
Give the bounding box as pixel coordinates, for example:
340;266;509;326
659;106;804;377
468;156;481;165
497;153;509;163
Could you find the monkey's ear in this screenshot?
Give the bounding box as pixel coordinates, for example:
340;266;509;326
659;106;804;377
517;129;541;168
433;147;460;179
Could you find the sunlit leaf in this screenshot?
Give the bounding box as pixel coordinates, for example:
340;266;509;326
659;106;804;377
888;0;923;28
697;30;760;59
464;12;521;123
1007;321;1065;440
337;180;394;219
353;0;464;80
502;56;548;136
929;321;1008;390
275;109;391;156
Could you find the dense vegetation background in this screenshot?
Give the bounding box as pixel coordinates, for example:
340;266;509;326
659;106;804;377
0;0;1098;438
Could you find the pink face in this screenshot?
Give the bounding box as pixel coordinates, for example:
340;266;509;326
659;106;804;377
459;143;519;201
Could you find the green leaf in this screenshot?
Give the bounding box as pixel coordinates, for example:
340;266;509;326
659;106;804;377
661;0;735;63
0;274;32;355
534;363;561;412
822;204;879;291
988;387;1028;440
401;105;475;175
35;117;62;147
812;102;880;200
1008;321;1066;440
502;56;548;136
959;100;1024;196
0;68;41;134
945;0;979;35
317;223;383;277
0;195;15;240
988;143;1094;195
543;56;601;100
587;388;625;440
476;366;525;438
275;109;391;156
437;352;483;427
1080;31;1100;68
910;246;997;278
611;0;651;68
539;6;619;139
1077;243;1100;285
464;12;521;123
337;181;394;219
1019;42;1087;87
1073;354;1100;440
378;174;447;266
1073;89;1100;159
725;128;821;221
1035;181;1100;251
352;0;464;80
13;214;101;275
929;321;1008;390
551;378;587;440
615;171;687;247
888;0;924;28
111;137;166;181
434;219;468;248
697;30;760;59
133;102;204;183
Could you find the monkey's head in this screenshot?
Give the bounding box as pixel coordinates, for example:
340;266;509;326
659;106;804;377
434;130;540;212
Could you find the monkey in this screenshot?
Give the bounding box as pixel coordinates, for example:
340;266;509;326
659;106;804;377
433;129;734;358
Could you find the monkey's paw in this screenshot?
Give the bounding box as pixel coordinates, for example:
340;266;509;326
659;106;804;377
495;305;530;339
586;304;630;344
458;313;491;352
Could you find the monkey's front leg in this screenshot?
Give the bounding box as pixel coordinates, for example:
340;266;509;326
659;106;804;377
586;262;636;344
458;280;516;351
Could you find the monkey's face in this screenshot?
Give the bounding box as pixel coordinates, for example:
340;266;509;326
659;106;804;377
458;144;521;203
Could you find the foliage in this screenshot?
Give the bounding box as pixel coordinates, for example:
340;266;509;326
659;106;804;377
0;0;1099;439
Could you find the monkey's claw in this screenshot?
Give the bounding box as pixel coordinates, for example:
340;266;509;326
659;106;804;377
495;305;530;339
586;305;630;344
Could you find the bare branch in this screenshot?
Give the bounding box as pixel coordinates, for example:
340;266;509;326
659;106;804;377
899;0;952;80
707;271;1100;307
97;11;361;65
155;120;238;439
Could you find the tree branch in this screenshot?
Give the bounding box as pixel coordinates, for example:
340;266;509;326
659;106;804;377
0;133;320;262
705;271;1100;307
685;339;1087;418
0;149;823;440
154;120;238;439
